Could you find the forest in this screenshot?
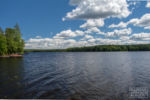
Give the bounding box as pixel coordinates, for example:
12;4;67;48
0;24;24;56
66;44;150;52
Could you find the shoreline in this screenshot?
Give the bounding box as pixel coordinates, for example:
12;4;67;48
0;54;23;58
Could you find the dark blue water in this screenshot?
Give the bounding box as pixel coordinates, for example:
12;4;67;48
0;52;150;99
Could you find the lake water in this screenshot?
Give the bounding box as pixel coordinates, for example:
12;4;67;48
0;52;150;99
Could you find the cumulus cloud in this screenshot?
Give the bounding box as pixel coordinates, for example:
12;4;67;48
81;35;93;40
109;13;150;29
85;27;102;34
128;1;137;6
26;33;150;49
35;36;42;39
146;2;150;8
54;29;84;39
25;1;150;49
80;19;104;28
144;26;150;29
106;28;132;38
128;13;150;27
131;33;150;41
109;22;128;28
53;27;102;40
25;37;96;49
63;0;131;20
26;38;77;49
120;36;130;41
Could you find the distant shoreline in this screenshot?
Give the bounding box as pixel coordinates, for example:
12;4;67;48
24;44;150;52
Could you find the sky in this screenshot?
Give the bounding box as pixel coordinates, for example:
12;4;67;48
0;0;150;49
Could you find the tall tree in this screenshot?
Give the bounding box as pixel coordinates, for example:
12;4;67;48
5;28;17;54
14;23;24;54
0;27;4;34
14;23;21;33
14;23;21;41
0;27;7;55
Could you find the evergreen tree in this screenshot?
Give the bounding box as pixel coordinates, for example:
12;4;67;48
0;24;24;56
5;28;18;54
0;27;4;34
14;23;21;33
14;23;24;54
0;27;7;55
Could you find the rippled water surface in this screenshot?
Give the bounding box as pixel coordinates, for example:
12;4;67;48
0;52;150;99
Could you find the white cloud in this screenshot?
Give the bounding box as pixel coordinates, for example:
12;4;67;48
131;33;150;41
106;28;132;38
26;38;77;49
54;29;84;39
25;1;150;49
53;27;102;39
128;13;150;27
85;27;102;34
128;1;137;6
80;19;104;28
146;2;150;8
81;35;93;40
35;36;42;39
120;36;130;41
98;39;122;45
25;33;150;49
109;13;150;28
63;0;131;20
144;26;150;29
109;22;127;28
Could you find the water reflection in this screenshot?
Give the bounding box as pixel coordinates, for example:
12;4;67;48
0;58;24;98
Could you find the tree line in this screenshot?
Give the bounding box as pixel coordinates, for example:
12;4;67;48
0;24;24;56
24;44;150;52
66;44;150;52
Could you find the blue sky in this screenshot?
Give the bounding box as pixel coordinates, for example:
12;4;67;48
0;0;76;39
0;0;150;49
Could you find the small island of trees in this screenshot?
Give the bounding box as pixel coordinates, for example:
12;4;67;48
0;24;24;56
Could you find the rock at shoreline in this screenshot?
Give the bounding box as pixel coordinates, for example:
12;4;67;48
0;54;23;58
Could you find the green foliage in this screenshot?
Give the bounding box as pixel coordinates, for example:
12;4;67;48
14;23;25;54
0;27;4;34
0;24;24;56
25;44;150;52
0;28;7;56
5;28;17;54
66;44;150;52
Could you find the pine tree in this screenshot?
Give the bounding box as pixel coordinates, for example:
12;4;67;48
0;27;7;55
0;27;4;34
14;23;24;54
0;24;25;56
5;28;17;54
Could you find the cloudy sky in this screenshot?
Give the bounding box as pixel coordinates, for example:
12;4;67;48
1;0;150;49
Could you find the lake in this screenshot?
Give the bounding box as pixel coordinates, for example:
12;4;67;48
0;52;150;99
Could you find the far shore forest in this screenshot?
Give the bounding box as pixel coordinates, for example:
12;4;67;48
25;44;150;52
0;24;24;56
